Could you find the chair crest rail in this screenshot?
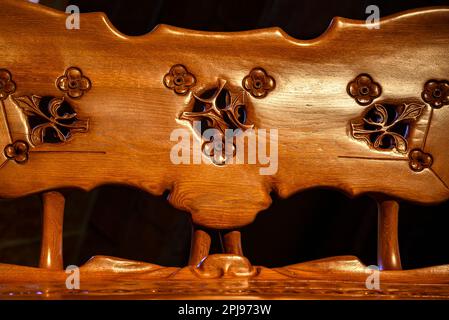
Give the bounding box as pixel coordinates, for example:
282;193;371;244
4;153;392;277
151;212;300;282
0;0;448;299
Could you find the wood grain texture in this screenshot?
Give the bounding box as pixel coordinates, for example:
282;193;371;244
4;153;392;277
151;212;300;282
0;1;448;228
0;255;448;299
39;191;65;270
0;1;449;300
377;199;402;270
224;231;244;256
188;229;211;266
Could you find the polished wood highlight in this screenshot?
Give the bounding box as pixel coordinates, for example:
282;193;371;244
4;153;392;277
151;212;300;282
0;0;448;300
0;1;448;229
0;255;448;299
223;231;244;256
39;191;65;270
188;229;211;266
377;199;402;270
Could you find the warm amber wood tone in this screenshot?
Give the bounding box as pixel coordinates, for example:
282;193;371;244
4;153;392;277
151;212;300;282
0;1;448;229
192;254;257;278
224;231;244;256
0;0;448;299
188;230;211;266
0;255;448;299
39;191;65;270
377;199;402;270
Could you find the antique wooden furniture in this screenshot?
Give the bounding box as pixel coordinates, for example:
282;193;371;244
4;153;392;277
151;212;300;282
0;0;448;299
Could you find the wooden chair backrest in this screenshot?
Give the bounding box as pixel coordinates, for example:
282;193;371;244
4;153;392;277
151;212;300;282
2;1;449;228
0;0;448;299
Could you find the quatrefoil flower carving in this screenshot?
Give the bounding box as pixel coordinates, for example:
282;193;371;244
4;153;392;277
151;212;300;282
347;74;382;106
12;95;89;145
0;69;16;100
243;68;275;98
421;80;449;109
164;64;196;95
3;141;29;164
351;103;425;153
57;67;91;99
408;149;433;172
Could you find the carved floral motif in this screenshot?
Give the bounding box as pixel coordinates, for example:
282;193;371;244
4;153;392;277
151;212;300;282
347;74;381;106
242;68;275;98
3;141;29;164
163;64;196;95
165;65;276;164
421;80;449;109
350;103;425;153
12;95;89;145
57;67;91;99
409;149;433;172
1;68;91;169
0;69;16;100
180;79;253;164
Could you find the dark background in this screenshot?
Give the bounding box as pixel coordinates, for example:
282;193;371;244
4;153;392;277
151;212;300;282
1;0;448;270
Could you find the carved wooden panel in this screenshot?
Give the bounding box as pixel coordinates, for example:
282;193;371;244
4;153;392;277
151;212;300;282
1;0;449;300
0;0;449;230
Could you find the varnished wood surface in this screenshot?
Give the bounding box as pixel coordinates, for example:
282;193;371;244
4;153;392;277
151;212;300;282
0;1;448;228
39;191;65;270
377;199;402;270
188;230;211;266
0;0;448;300
0;255;448;299
223;231;243;256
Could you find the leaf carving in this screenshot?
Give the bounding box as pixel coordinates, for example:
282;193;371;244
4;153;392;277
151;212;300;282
396;103;425;121
180;79;253;165
12;96;45;118
350;102;426;153
12;95;88;145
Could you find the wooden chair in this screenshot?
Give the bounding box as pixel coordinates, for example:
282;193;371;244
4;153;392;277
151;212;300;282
0;0;448;299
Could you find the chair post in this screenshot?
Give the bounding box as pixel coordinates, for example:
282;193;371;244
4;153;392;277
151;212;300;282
377;199;402;270
39;191;65;270
223;231;243;256
188;229;211;266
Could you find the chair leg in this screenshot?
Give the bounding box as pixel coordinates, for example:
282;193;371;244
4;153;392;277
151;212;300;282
377;199;402;270
223;231;243;256
39;191;65;270
188;229;211;266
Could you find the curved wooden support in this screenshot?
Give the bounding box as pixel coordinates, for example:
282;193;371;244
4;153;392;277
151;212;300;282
188;229;211;266
39;191;65;270
1;255;448;298
192;254;256;278
377;199;402;270
223;231;244;256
